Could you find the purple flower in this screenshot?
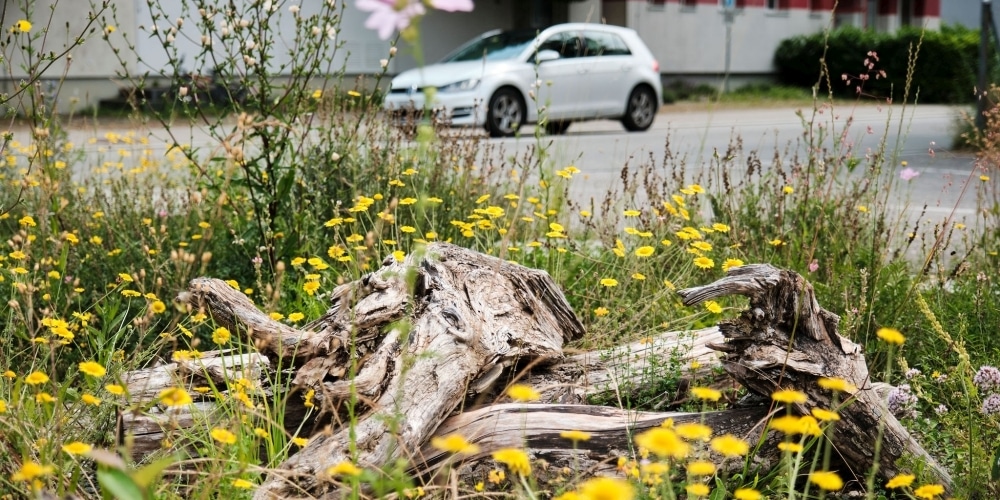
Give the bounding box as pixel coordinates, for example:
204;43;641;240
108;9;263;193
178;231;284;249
904;368;921;380
357;0;473;40
899;167;920;181
934;404;948;415
974;365;1000;392
982;393;1000;415
887;384;918;419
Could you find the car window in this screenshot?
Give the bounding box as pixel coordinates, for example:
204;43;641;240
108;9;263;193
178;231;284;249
582;31;632;57
537;32;581;59
442;30;538;63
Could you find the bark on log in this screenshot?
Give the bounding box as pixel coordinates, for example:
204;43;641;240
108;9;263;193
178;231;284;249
185;243;586;499
677;263;953;491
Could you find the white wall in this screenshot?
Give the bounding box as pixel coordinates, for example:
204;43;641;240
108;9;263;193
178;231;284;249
390;2;514;72
627;3;830;76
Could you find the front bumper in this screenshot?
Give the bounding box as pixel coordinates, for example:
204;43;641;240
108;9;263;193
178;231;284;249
383;89;486;127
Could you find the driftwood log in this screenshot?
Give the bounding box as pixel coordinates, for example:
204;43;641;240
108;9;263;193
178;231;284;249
118;244;951;497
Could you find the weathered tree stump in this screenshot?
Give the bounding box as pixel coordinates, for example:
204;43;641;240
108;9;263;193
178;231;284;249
117;247;951;497
677;263;953;491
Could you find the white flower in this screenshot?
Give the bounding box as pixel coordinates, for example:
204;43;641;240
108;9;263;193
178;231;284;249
380;58;388;68
245;39;256;50
289;5;300;14
239;19;250;28
176;17;184;27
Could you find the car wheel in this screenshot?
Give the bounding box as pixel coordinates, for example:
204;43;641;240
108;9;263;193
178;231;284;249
621;85;656;132
486;88;525;138
544;120;571;135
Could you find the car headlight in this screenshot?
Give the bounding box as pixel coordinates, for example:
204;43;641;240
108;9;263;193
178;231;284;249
437;78;480;93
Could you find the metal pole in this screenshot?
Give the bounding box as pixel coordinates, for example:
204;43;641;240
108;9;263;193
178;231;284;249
978;0;991;131
723;7;734;94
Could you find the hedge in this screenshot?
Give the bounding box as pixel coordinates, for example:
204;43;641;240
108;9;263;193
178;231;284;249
774;25;992;104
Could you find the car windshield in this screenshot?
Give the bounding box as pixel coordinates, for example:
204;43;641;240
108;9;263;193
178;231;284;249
441;30;538;63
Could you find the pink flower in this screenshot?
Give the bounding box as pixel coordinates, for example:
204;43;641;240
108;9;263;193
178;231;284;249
899;167;920;181
358;0;473;40
808;260;819;273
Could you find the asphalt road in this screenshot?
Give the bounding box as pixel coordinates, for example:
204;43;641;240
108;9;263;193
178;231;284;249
491;103;987;222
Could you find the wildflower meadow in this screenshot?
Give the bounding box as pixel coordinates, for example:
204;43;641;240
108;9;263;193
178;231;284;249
0;1;998;499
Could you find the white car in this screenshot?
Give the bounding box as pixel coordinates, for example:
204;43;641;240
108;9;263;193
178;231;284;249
384;23;662;137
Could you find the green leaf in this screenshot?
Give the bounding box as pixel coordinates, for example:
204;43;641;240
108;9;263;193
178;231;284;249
992;444;1000;481
131;454;177;489
97;468;144;500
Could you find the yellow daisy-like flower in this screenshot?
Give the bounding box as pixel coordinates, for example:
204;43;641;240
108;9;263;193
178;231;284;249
594;306;609;317
809;471;843;491
981;175;990;181
769;238;784;246
876;327;905;345
712;222;730;232
599;278;619;287
885;473;915;489
431;434;481;455
62;441;93;455
771;389;807;404
691;386;722;401
634;246;655;257
577;476;635;500
150;300;167;314
674;422;712;441
303;281;320;295
817;377;857;393
232;478;255;489
292;436;308;447
722;258;744;271
811;408;840;422
704;301;723;314
211;428;237;445
778;441;803;453
734;488;762;500
691;241;712;252
327;461;363;477
710;434;749;457
11;461;53;482
36;392;56;403
105;384;126;395
913;484;945;499
81;394;102;406
686;483;710;497
25;371;50;385
560;430;592;442
212;326;231;345
506;384;540;402
287;312;305;322
623;209;641;217
13;19;32;32
159;387;193;406
78;361;107;378
686;460;716;476
693;256;714;269
635;427;690;459
783;186;794;194
492;448;531;476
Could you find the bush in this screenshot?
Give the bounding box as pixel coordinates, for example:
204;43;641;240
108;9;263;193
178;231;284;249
774;25;987;104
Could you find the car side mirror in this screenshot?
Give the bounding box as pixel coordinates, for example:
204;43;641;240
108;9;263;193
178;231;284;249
535;49;560;63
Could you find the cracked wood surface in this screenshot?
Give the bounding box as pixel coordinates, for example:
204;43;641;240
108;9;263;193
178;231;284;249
678;263;953;492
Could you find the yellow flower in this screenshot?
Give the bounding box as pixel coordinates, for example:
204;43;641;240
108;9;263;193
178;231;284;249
577;476;635;500
876;327;905;345
913;483;945;499
691;386;721;401
287;312;305;322
105;384;126;395
159;387;193;406
327;461;363;477
0;400;6;413
771;389;807;404
492;448;531;476
13;19;32;32
674;422;712;441
62;442;92;455
150;300;167;314
857;205;868;213
506;384;540;402
634;246;655;257
210;428;237;445
431;434;481;455
710;434;749;457
734;488;762;500
118;272;133;282
693;256;714;269
560;430;592;442
691;241;713;252
232;478;255;489
599;277;618;287
488;468;506;484
634;427;690;459
818;377;857;393
783;186;794;194
686;483;710;496
885;473;915;488
212;327;231;345
769;238;784;246
809;471;843;491
623;209;641;217
981;175;990;181
303;281;321;295
25;371;50;385
81;394;102;406
686;460;716;476
811;408;840;422
253;428;269;438
704;301;723;314
721;258;744;271
778;441;803;453
292;436;308;447
11;461;52;481
687;184;705;194
594;306;609;317
78;361;107;378
36;392;55;403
